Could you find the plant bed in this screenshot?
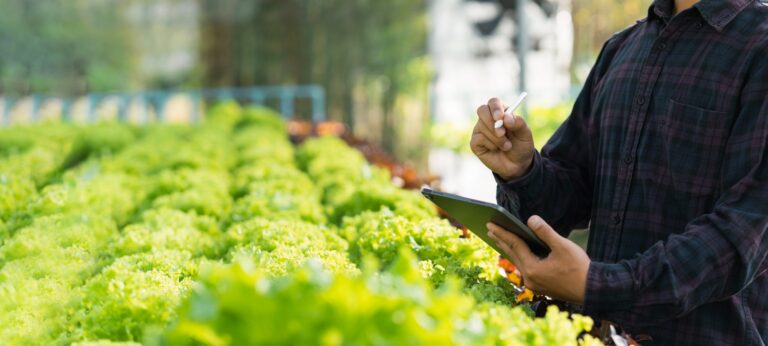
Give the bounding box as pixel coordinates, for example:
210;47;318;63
0;102;601;345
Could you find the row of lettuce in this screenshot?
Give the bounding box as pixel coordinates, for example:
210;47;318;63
0;103;600;345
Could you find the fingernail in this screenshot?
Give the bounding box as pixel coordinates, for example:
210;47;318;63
502;141;512;151
529;216;540;228
493;109;502;118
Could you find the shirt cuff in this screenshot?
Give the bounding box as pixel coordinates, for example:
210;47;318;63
493;150;543;195
582;261;636;315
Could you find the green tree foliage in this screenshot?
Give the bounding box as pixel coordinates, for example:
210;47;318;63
198;0;429;154
572;0;648;76
199;0;426;116
0;0;136;95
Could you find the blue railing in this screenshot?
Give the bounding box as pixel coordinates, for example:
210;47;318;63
0;85;326;125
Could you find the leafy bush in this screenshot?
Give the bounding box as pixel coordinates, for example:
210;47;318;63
0;106;600;345
112;208;223;258
67;250;199;342
0;174;36;221
340;210;514;305
225;218;356;276
151;251;600;346
29;173;145;224
329;183;436;223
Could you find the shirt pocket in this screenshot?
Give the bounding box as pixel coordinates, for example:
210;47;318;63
658;98;729;197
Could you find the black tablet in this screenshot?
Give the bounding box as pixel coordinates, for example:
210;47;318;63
421;188;551;258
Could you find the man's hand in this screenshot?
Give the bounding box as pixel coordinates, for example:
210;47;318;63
470;97;535;181
487;215;590;304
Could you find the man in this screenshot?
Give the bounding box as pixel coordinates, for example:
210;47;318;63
471;0;768;344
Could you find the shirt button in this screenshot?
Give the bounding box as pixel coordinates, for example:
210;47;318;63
659;42;667;50
612;214;622;225
623;153;634;164
636;97;645;105
696;22;704;29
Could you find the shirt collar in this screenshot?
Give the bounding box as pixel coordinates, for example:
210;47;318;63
649;0;753;31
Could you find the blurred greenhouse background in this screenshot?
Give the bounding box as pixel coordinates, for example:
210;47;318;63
0;0;649;201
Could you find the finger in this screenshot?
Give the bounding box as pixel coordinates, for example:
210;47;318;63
502;110;517;128
488;229;523;268
484;99;508;138
487;97;506;121
487;223;536;267
471;132;505;155
476;104;503;136
472;122;512;152
470;132;490;155
503;111;534;143
527;215;562;249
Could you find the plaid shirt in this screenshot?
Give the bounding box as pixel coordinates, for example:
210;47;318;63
496;0;768;344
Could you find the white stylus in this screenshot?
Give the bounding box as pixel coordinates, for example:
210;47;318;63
494;91;528;129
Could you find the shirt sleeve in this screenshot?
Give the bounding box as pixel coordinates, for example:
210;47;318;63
495;39;615;236
583;44;768;323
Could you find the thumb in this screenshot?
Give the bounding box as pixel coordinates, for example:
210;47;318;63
503;113;533;142
527;215;562;248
